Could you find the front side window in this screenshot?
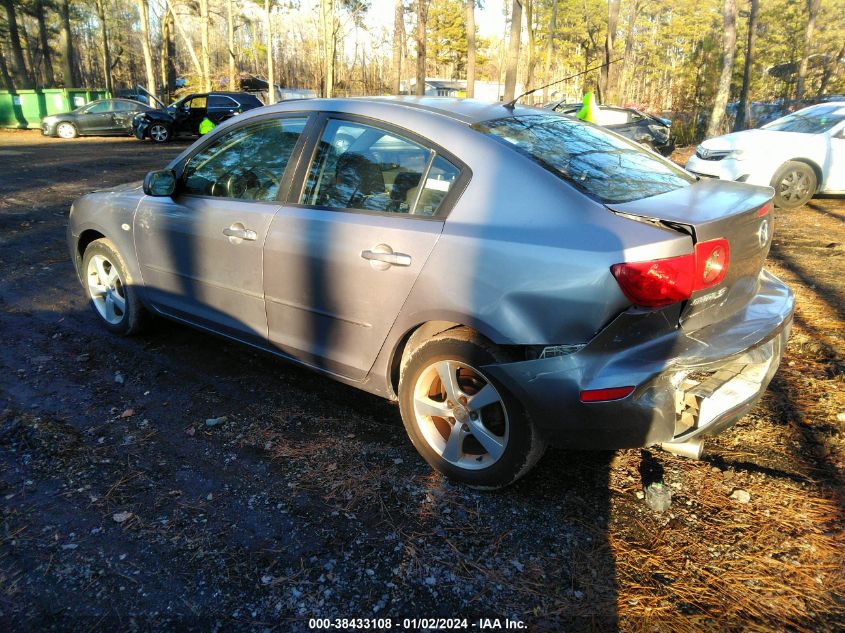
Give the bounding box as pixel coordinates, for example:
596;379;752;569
300;119;459;216
473;114;693;203
181;117;307;201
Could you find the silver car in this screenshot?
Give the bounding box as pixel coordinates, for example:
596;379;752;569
67;97;794;488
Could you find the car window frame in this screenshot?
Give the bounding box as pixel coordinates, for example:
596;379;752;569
171;111;318;206
286;111;471;221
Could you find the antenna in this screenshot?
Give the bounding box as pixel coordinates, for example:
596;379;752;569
503;58;623;109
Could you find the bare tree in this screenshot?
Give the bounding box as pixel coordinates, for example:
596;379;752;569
415;0;427;96
320;0;336;98
161;8;177;99
619;0;640;104
391;0;403;94
165;0;205;86
58;0;78;86
266;0;276;102
35;0;56;87
818;41;845;96
199;0;212;91
0;42;15;91
524;0;536;97
542;0;557;103
602;0;621;103
734;0;758;131
465;0;475;98
795;0;821;102
94;0;112;93
503;0;522;102
706;0;737;138
228;0;237;90
2;0;32;87
136;0;158;95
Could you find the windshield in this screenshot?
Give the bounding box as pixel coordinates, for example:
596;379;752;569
762;106;845;133
473;114;693;204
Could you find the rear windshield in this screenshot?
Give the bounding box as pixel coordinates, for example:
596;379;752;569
762;105;845;133
472;114;694;204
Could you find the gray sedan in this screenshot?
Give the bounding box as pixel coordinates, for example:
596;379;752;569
67;97;793;488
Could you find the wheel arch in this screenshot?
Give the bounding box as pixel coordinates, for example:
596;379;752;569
74;229;107;279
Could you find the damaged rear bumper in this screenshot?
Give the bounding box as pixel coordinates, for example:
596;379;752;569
482;270;793;450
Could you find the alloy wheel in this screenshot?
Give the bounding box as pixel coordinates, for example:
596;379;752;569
150;124;169;142
86;254;126;325
56;122;76;139
412;360;509;470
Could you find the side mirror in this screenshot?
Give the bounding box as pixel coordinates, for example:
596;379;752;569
143;169;176;197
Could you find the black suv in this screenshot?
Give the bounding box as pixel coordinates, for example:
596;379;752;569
133;92;264;143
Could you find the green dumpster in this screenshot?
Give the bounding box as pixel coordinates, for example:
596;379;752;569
0;88;111;129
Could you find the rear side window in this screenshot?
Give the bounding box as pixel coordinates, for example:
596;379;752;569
300;118;458;216
473;114;693;203
208;95;239;110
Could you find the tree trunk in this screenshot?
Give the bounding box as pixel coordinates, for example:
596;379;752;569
465;0;476;98
541;0;557;103
228;0;236;90
706;0;737;138
795;0;821;102
415;0;427;96
391;0;403;94
266;0;276;102
620;0;640;104
136;0;157;96
734;0;758;131
0;42;15;92
58;0;78;87
602;0;621;103
321;0;334;98
199;0;211;91
161;8;176;100
524;0;536;100
95;0;112;94
503;0;522;102
35;0;55;87
2;0;32;87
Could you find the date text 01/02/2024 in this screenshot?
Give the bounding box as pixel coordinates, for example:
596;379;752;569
308;617;528;630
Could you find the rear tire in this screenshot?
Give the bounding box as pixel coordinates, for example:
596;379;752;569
398;327;545;489
149;123;171;143
81;238;149;336
771;161;816;209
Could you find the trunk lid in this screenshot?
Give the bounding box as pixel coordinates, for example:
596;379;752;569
608;179;774;331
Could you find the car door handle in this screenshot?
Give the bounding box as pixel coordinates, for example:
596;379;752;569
223;225;257;241
361;245;412;268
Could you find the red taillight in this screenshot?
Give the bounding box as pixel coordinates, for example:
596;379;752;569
580;386;635;402
611;238;730;308
757;203;771;217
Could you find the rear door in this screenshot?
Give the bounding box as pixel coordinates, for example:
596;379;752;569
263;115;466;380
134;114;310;342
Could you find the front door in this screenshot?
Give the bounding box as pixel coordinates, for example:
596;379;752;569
134;115;310;341
77;101;113;134
264;116;464;380
826;124;845;191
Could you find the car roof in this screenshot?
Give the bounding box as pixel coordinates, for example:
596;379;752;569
267;96;542;125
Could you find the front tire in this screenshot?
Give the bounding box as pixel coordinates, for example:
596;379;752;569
56;122;78;139
771;161;817;209
398;328;545;489
81;239;148;336
148;123;171;143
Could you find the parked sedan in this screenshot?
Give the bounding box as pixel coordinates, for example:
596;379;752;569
132;92;263;142
41;98;151;138
686;102;845;208
544;102;675;155
67;97;792;488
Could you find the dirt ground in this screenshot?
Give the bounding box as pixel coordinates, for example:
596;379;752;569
0;130;843;631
